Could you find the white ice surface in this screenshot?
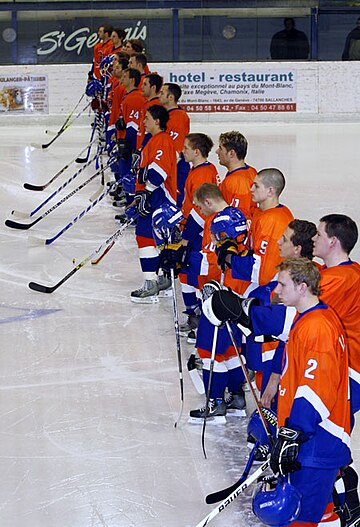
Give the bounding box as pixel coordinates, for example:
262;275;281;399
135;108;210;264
0;120;360;527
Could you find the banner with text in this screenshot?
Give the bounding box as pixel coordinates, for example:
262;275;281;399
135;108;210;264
0;75;48;114
161;64;296;113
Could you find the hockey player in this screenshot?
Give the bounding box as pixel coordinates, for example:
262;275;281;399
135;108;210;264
178;133;219;342
136;73;163;150
158;83;190;207
124;39;150;74
128;54;149;89
217;131;257;222
255;258;351;527
91;24;114;81
110;27;126;55
130;104;177;303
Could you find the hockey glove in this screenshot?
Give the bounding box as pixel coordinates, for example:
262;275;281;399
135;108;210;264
122;172;136;195
215;239;239;271
115;116;126;131
270;425;306;476
202;290;258;335
137;166;148;185
135;190;152;217
158;243;191;278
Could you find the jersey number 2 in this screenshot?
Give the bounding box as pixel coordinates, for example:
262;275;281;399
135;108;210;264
304;358;318;379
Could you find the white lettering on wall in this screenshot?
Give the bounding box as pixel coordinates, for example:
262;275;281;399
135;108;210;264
37;22;147;56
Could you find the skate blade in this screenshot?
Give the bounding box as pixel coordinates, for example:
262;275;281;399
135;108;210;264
158;289;173;298
188;415;226;425
130;295;159;304
252;457;270;465
227;409;247;417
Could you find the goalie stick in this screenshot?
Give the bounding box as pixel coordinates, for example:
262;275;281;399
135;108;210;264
5;164;109;231
28;179;113;246
31;101;91;149
28;218;135;293
15;152;100;219
194;460;270;527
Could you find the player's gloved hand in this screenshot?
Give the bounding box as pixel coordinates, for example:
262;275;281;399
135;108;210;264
135;190;152;217
115;116;126;131
122;172;136;195
215;239;239;271
158;243;191;278
202;290;258;334
270;425;306;476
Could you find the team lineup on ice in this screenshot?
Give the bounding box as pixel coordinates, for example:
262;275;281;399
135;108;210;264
1;42;360;526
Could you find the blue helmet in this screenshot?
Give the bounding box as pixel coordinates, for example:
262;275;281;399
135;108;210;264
85;79;103;97
247;408;277;446
210;206;247;242
152;202;184;246
100;54;114;76
252;477;301;526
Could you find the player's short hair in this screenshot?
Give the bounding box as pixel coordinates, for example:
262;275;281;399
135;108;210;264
126;39;144;53
114;55;129;70
147;104;169;131
185;133;214;158
219;131;248;160
257;168;285;197
103;25;114;37
278;257;321;296
113;28;126;41
194;182;223;204
320;214;358;255
288;219;317;260
164;83;182;102
133;53;147;68
145;73;163;93
125;68;141;87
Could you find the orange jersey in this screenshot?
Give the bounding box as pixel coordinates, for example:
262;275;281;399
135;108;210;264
93;40;113;79
278;303;351;468
319;261;360;376
116;89;145;142
108;82;126;131
182;162;218;220
197;213;221;290
136;96;160;150
166;107;190;154
219;165;257;221
140;131;177;203
231;204;294;289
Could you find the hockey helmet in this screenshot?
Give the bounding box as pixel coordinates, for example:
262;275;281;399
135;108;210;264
247;408;277;447
100;54;114;77
252;477;301;526
152;202;184;246
86;79;103;98
210;206;247;242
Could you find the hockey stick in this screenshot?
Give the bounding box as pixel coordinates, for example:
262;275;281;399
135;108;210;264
28;219;135;294
205;440;259;504
201;272;224;459
23;140;97;192
91;240;115;265
44;92;85;138
31;101;91;149
194;460;270;527
5;165;109;231
170;268;184;429
225;320;275;447
28;178;113;246
14;152;100;219
75;116;97;164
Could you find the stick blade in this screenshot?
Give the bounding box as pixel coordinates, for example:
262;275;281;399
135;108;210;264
5;218;32;230
23;182;46;191
11;209;30;219
28;281;54;294
28;235;46;247
75;157;88;164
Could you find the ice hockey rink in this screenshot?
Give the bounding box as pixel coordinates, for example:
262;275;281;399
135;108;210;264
1;117;360;527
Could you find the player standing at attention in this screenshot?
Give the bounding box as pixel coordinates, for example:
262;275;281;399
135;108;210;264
159;83;190;207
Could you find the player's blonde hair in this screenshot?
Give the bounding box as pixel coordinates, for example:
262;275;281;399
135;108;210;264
278;257;321;296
